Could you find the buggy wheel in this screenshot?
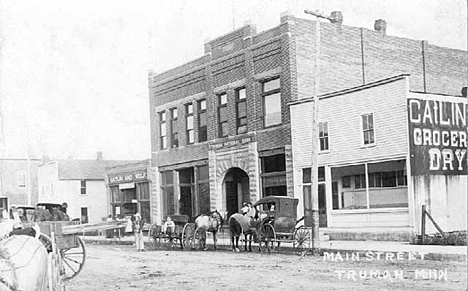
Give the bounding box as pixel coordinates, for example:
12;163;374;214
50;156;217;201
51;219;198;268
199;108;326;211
147;224;161;250
193;227;206;251
293;226;310;256
181;223;194;250
60;237;86;281
259;224;276;253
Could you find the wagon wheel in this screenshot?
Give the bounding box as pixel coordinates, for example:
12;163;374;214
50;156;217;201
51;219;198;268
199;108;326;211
47;252;65;291
259;224;276;253
192;227;207;251
181;223;194;250
293;226;311;256
60;237;86;281
147;224;161;250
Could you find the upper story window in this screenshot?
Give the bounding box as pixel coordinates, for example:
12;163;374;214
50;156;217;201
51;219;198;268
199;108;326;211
236;88;247;134
80;180;87;195
198;100;207;142
18;171;26;187
186;103;194;144
262;78;281;128
318;122;329;151
218;93;228;138
362;113;375;145
159;111;167;150
170;108;178;148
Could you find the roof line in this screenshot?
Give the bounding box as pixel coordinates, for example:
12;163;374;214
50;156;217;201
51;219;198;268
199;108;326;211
288;74;410;106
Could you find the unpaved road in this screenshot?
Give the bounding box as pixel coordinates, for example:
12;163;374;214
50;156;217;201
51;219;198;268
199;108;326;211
67;244;467;291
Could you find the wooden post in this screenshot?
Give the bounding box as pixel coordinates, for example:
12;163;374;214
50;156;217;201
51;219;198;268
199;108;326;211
421;205;426;245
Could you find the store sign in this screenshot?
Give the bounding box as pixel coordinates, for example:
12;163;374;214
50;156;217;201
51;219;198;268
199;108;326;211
209;135;255;150
408;97;467;175
108;170;147;185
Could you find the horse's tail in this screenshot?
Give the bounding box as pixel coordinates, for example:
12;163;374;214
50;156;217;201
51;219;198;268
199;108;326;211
228;216;242;237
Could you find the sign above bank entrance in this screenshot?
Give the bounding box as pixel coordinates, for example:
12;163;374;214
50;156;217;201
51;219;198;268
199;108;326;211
209;135;255;150
108;170;147;185
408;97;467;175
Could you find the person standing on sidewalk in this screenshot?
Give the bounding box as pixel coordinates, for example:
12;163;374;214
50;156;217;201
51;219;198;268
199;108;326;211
131;213;145;251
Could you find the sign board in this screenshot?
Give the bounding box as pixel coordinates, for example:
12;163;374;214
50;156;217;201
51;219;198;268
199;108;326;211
408;97;467;175
209;135;255;150
119;183;135;190
108;170;147;185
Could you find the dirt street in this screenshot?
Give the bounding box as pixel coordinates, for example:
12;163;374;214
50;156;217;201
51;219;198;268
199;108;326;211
67;244;467;291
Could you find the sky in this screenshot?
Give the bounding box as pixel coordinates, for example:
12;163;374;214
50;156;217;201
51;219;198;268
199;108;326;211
0;0;466;160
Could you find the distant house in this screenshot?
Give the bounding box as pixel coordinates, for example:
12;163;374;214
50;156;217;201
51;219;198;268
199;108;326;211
38;153;136;224
0;157;42;211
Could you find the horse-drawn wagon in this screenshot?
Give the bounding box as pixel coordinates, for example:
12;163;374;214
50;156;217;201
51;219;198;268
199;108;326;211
147;215;199;250
252;196;311;255
1;203;126;290
147;212;221;251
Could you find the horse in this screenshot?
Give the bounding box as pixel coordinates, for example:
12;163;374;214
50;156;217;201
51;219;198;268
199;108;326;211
194;210;224;250
228;208;259;252
0;235;49;291
34;207;69;222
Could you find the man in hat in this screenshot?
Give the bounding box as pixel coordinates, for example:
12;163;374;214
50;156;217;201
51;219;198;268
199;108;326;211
131;213;145;251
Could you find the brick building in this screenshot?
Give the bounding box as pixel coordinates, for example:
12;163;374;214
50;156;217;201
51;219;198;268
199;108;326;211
0;157;42;210
105;160;151;223
291;75;466;235
148;12;467;224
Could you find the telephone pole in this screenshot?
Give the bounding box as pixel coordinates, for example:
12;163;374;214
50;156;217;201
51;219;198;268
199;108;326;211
304;9;339;254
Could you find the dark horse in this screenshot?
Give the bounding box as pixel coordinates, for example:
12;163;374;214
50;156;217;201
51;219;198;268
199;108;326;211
228;210;259;252
194;210;224;250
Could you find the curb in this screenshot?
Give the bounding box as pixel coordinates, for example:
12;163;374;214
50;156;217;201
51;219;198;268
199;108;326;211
82;238;467;262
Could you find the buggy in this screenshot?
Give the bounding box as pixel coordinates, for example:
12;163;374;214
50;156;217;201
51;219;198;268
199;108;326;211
252;196;311;255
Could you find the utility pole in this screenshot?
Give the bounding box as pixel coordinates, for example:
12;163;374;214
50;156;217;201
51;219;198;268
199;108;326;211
303;9;336;254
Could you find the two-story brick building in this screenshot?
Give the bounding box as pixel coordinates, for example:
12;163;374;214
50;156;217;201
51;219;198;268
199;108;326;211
148;12;467;225
290;75;466;235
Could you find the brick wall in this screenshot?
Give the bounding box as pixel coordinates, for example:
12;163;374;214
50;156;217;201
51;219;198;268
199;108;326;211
149;13;467;200
293;17;467;98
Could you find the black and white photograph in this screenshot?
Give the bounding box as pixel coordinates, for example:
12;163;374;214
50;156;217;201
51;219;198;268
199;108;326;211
0;1;466;290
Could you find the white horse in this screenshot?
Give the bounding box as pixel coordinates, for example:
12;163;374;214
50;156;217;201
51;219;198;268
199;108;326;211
194;210;224;250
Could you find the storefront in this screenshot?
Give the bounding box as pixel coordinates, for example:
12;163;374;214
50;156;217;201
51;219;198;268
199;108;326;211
158;160;210;220
106;161;151;223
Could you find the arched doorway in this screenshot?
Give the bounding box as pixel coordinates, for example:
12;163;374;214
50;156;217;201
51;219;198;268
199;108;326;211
223;168;250;218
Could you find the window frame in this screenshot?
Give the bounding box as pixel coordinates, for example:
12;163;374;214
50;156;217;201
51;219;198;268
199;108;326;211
198;99;207;142
170;108;178;148
235;88;247;135
80;180;87;195
318;122;329;151
217;93;228;138
186;103;194;144
261;78;282;128
159;111;167;150
361;113;375;146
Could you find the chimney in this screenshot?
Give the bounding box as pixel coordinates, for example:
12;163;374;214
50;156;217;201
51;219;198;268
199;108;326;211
96;151;103;161
330;11;343;24
374;19;387;35
462;87;467;97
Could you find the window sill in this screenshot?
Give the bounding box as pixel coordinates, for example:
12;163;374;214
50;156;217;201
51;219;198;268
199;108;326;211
318;150;331;154
263;123;282;130
342;186;408;192
331;207;409;214
360;143;377;149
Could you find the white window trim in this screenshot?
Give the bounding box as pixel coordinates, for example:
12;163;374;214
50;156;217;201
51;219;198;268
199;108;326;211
360;113;377;148
318;121;330;152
